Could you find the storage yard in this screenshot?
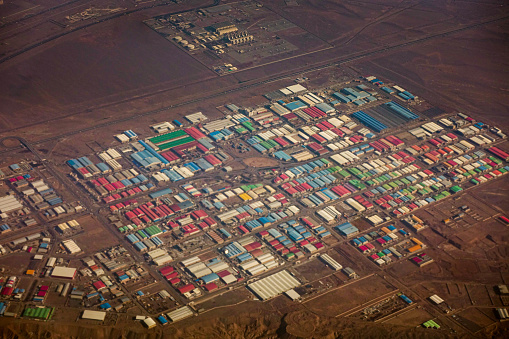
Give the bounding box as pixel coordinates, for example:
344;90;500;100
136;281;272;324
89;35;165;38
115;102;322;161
0;71;508;337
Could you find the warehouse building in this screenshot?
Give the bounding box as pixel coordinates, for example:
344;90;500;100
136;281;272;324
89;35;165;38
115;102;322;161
167;306;194;322
0;195;23;214
51;266;77;279
335;222;359;238
151;122;175;134
247;270;300;300
319;254;342;271
142;317;157;329
81;310;106;321
62;239;81;254
185;112;208;124
209;22;238;35
429;294;444;305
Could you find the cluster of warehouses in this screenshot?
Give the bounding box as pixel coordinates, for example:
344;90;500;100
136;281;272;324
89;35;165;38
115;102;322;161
239;82;421;161
331;86;378;106
221;215;329;264
52;78;509;324
123;197;195;226
87;168;151;199
265;112;509;220
149;153;227;184
256;219;328;260
7;175;63;211
68;151;122;178
352;102;418;133
129;131;216;170
348;225;423;266
168;256;240;294
125;225;165;253
247;113;370;157
212;191;302;231
365;76;417;101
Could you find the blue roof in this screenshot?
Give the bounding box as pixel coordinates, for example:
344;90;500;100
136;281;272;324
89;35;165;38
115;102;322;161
332;92;351;103
316;102;334;113
201;273;220;284
158;315;168;324
335;222;359;236
284;100;308;111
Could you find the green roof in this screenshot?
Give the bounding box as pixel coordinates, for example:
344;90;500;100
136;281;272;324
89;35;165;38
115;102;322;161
145;225;162;236
149;130;188;144
158;136;195;150
23;307;53;320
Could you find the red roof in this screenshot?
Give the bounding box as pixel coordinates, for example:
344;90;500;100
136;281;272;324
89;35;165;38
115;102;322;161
93;281;106;290
159;266;174;276
250;248;263;258
178;284;195;294
203;283;218;292
165;272;179;280
1;287;13;296
216;270;231;278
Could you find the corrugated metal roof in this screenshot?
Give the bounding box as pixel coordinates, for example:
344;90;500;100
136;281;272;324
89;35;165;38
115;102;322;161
167;306;194;322
248;270;300;300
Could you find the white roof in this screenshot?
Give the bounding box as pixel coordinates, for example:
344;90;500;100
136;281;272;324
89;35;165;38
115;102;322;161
286;84;307;93
285;289;300;300
248;270;300;300
51;266;77;279
279;88;292;95
82;310;106;321
142;317;157;328
186;111;208;123
221;274;237;285
167;306;194;322
62;239;81;254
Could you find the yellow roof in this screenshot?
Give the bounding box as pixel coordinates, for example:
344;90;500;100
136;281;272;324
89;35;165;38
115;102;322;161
411;237;424;246
26;269;35;275
239;193;252;201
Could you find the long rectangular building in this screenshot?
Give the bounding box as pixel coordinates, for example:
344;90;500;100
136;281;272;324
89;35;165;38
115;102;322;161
247;270;300;300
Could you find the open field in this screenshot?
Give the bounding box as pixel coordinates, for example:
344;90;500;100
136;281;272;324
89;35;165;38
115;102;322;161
304;274;397;317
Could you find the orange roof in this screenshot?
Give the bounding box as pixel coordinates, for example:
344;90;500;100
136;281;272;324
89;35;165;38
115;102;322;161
408;245;421;253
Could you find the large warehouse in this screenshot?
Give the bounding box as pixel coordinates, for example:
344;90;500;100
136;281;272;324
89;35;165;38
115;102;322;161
247;270;300;300
81;310;106;321
51;266;77;279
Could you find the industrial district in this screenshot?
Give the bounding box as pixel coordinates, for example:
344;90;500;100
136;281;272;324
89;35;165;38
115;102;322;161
1;0;509;338
1;71;509;335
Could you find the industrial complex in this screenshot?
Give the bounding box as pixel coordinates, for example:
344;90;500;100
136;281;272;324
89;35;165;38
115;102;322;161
1;0;509;337
1;71;509;336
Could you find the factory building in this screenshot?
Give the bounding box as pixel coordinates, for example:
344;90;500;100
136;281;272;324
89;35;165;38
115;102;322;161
209;22;238;35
